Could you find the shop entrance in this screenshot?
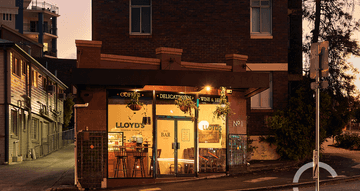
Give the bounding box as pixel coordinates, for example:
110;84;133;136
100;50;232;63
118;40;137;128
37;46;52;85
156;115;195;177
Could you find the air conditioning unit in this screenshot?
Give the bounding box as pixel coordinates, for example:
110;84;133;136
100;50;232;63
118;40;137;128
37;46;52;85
47;85;55;94
58;93;66;100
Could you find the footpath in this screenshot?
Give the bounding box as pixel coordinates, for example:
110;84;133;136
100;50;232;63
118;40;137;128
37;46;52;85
50;138;360;191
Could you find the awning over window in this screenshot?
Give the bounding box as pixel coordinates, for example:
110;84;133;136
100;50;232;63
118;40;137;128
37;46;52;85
72;68;270;97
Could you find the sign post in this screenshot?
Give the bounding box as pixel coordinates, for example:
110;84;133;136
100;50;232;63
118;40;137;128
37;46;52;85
310;41;329;191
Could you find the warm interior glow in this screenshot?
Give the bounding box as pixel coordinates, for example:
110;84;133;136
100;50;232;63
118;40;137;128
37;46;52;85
205;86;211;91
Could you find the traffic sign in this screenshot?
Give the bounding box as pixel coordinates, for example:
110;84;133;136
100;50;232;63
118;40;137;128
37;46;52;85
310;41;329;79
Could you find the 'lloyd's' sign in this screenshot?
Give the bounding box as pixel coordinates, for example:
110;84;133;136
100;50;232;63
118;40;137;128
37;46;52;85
115;122;145;129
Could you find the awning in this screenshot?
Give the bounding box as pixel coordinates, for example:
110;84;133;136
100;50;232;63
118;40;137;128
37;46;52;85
72;68;270;97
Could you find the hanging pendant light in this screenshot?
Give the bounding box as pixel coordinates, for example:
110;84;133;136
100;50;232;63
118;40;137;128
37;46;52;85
142;116;151;125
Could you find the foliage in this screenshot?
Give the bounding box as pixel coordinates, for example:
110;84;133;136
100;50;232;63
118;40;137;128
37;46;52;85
126;92;144;108
264;77;332;161
335;133;360;150
175;96;197;121
246;136;258;154
64;93;75;128
213;87;234;120
303;0;360;135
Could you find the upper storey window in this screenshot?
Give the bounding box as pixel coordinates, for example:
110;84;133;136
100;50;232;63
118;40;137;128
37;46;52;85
2;13;12;21
130;0;151;34
251;0;272;38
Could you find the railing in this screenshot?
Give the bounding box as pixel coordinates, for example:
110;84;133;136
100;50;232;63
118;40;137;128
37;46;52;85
27;0;60;15
44;50;57;57
41;128;74;156
23;23;57;36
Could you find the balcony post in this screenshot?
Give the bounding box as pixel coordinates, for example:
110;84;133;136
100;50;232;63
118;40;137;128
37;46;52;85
15;0;24;33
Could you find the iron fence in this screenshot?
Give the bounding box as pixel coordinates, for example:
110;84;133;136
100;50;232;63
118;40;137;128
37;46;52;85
41;128;74;156
27;0;60;14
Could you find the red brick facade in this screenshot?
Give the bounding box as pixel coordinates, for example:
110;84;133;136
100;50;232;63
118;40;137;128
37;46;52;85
92;0;288;64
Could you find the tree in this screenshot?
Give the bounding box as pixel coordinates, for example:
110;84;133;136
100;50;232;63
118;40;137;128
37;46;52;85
64;93;75;128
264;77;331;161
303;0;360;135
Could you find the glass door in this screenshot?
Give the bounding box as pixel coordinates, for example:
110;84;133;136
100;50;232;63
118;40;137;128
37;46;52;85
157;119;175;176
177;120;195;176
156;116;195;177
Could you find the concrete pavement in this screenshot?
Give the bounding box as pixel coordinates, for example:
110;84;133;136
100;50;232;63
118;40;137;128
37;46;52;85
3;137;360;191
0;143;75;191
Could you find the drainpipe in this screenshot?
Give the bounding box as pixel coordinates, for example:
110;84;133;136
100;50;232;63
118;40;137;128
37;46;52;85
27;62;33;159
74;103;89;186
3;46;9;164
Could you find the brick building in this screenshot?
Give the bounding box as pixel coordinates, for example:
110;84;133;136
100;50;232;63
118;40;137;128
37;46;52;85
0;39;67;165
71;0;302;189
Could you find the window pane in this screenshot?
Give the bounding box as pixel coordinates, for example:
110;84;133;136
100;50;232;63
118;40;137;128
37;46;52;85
3;14;5;20
261;0;270;6
250;94;260;108
141;7;151;33
131;0;150;5
261;8;271;33
131;8;141;32
252;8;260;32
251;0;260;6
260;88;270;108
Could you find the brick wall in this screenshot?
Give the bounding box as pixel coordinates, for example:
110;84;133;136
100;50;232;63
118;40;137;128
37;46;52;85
92;0;288;63
228;91;247;135
247;71;288;135
76;87;107;131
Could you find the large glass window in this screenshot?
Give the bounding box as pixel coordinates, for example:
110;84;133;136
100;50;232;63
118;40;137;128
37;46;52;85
108;91;153;178
198;95;227;173
130;0;151;34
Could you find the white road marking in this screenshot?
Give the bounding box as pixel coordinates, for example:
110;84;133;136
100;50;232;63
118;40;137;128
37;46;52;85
244;177;278;183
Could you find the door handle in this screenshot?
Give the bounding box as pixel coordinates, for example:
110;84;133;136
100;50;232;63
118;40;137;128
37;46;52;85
172;142;176;149
177;142;180;149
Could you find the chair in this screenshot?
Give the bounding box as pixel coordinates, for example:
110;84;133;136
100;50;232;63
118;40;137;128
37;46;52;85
132;146;146;177
149;149;161;176
185;148;194;174
114;146;128;177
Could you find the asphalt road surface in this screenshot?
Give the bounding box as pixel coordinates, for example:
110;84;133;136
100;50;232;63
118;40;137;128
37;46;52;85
271;179;360;191
0;144;75;191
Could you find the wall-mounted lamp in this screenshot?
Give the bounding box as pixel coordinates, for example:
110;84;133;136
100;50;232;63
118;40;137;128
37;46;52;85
205;86;212;91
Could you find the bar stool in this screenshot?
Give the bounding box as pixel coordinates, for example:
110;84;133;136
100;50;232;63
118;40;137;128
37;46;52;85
132;146;146;177
114;146;127;177
149;149;161;176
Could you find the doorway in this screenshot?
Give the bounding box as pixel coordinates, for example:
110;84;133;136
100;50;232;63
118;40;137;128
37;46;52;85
156;115;195;177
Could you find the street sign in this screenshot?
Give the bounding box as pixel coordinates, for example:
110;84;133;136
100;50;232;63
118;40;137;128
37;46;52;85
310;43;319;79
319;41;329;77
310;41;329;79
313;150;319;179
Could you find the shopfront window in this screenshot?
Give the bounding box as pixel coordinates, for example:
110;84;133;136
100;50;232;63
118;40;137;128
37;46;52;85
198;95;227;173
107;91;153;178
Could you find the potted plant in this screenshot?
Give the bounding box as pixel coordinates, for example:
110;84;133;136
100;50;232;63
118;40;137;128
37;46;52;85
175;96;197;121
126;92;144;111
213;87;234;119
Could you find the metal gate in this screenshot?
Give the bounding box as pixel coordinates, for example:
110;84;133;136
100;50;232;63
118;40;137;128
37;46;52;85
77;131;107;189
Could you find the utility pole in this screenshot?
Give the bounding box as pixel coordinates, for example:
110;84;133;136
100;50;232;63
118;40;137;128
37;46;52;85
310;41;329;191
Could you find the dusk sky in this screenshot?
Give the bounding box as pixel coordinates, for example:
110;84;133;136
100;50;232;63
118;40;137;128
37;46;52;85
51;0;360;93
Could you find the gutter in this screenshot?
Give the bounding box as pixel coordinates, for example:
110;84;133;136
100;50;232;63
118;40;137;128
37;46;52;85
73;103;89;186
3;46;9;164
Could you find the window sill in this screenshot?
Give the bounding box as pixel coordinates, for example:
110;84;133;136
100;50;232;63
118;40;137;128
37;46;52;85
250;108;274;112
250;35;273;39
129;34;152;38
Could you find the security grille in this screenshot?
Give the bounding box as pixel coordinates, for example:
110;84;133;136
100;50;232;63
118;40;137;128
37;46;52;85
77;131;107;189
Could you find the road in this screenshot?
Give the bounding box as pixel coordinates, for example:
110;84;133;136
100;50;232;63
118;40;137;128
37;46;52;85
0;144;75;191
271;179;360;191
